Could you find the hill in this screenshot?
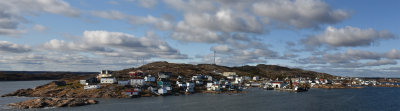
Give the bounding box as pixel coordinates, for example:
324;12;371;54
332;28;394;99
115;61;336;79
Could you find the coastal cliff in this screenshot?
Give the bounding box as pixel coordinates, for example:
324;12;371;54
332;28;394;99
8;97;97;109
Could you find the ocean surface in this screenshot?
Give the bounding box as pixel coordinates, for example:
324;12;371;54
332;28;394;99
1;81;400;111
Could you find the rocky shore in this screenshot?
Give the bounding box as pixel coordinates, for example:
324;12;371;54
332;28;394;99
1;80;130;98
8;97;98;109
312;84;364;89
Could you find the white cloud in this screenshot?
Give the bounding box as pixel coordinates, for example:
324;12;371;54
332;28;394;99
303;26;395;48
345;49;381;60
211;45;231;52
91;10;173;30
91;10;126;20
0;41;31;53
365;59;397;66
137;0;158;8
384;49;400;59
297;49;400;69
32;24;47;32
43;30;188;59
252;0;348;29
0;0;80;36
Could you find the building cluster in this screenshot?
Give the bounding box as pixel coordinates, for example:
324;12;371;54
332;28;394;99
79;70;247;97
79;70;399;96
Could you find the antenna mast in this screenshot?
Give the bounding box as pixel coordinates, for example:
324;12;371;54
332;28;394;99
213;51;216;65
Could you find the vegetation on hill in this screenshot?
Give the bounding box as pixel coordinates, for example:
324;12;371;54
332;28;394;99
115;61;336;79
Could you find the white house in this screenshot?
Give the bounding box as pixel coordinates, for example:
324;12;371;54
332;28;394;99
84;85;100;90
80;80;88;85
97;70;113;78
192;75;202;81
177;81;187;87
100;77;116;84
130;79;145;86
234;77;244;84
227;75;236;80
253;76;260;81
158;88;168;95
272;82;284;88
207;76;214;81
206;82;213;88
144;75;156;82
222;72;237;77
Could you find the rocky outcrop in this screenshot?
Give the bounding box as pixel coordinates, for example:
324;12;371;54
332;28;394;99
8;97;98;109
1;81;130;98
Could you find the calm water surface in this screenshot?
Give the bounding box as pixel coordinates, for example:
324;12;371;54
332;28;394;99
1;81;400;111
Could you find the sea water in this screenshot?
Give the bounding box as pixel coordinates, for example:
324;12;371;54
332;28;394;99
1;81;400;111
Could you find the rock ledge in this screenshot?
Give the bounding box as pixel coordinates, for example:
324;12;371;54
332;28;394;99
8;97;98;109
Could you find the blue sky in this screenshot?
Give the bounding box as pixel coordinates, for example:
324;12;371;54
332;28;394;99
0;0;399;77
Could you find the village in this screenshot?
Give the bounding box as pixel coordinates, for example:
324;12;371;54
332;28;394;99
79;69;399;97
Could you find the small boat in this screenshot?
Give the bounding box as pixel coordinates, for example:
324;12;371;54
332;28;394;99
265;87;274;90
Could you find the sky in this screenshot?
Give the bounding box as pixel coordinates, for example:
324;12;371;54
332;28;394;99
0;0;399;77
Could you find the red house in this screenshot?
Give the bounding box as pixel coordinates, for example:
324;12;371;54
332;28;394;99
128;70;144;78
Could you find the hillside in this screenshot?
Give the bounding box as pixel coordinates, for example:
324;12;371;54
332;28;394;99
115;61;336;79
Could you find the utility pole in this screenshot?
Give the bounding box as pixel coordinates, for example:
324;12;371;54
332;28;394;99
142;57;144;66
137;57;139;67
213;51;216;65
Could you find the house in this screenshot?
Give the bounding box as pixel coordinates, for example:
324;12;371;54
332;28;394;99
118;80;129;86
128;70;144;78
84;85;100;90
195;80;203;85
158;72;172;81
97;70;113;79
234;77;244;84
222;72;237;77
100;77;116;84
243;76;252;81
211;85;220;91
130;79;145;86
186;86;194;93
157;81;171;87
125;88;141;96
80;80;88;85
177;75;185;81
144;75;156;82
80;77;98;85
253;76;260;81
272;81;284;88
192;75;202;81
207;76;214;81
158;88;168;95
227;75;236;80
219;79;226;85
206;82;213;88
177;81;187;87
186;82;195;92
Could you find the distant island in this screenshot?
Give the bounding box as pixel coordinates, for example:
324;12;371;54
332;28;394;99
2;61;400;109
0;71;97;81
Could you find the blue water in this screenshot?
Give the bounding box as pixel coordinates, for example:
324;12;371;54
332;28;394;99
1;81;400;111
